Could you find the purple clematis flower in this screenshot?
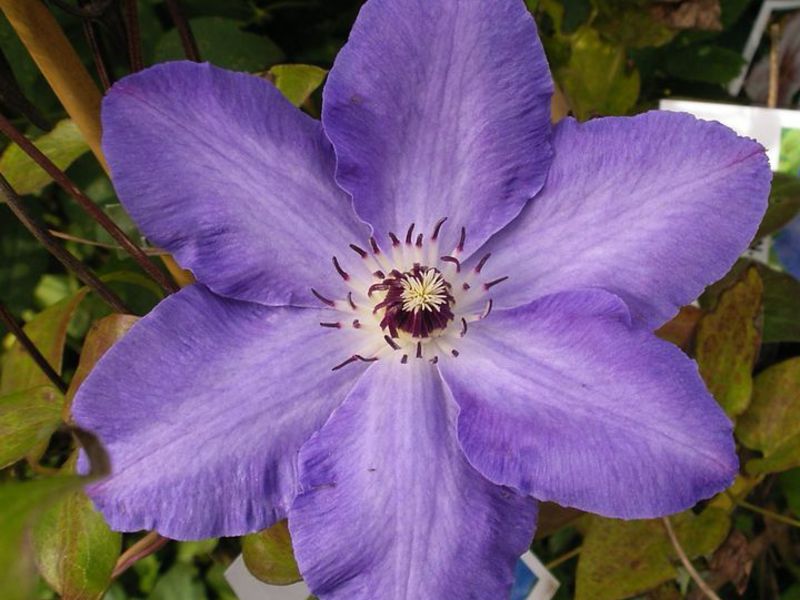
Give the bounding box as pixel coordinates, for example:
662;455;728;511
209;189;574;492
72;0;771;597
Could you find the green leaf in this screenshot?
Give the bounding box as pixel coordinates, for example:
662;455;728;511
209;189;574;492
663;44;745;84
779;468;800;517
269;64;327;108
594;5;676;48
695;267;762;417
780;128;800;175
176;538;218;564
33;474;121;600
576;508;730;600
65;314;138;415
0;120;90;196
0;476;86;600
242;520;302;585
0;204;49;314
0;289;88;395
556;27;640;119
760;267;800;344
737;357;800;474
0;386;62;469
154;17;284;72
755;173;800;240
148;563;208;600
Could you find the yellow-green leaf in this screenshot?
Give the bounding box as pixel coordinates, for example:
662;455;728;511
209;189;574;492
737;357;800;474
0;289;88;395
242;520;301;585
0;385;62;469
556;26;640;120
576;508;730;600
270;64;327;108
0;119;89;196
33;473;121;600
695;267;762;417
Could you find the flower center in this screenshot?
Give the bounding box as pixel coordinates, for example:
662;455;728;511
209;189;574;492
373;265;455;339
311;219;507;370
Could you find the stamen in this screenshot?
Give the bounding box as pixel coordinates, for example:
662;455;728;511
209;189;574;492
482;299;493;319
332;256;349;281
384;335;400;350
320;321;341;329
431;217;448;241
484;276;509;291
456;227;466;252
440;255;461;272
369;236;381;254
460;318;468;337
389;232;401;246
311;288;336;307
368;283;391;297
373;270;386;279
349;244;368;259
332;354;379;371
347;292;357;310
405;223;415;245
475;253;492;273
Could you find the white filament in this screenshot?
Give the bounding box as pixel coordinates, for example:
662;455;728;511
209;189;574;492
400;269;449;313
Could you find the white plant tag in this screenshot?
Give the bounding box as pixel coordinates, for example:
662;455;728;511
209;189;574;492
225;550;560;600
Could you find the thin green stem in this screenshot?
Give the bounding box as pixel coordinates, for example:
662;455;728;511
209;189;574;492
736;498;800;529
662;516;721;600
545;545;582;570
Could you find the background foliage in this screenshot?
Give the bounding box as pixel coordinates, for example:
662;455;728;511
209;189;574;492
1;0;799;599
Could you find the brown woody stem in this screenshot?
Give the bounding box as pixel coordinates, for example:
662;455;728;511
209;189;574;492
0;302;68;393
0;113;179;294
164;0;200;62
0;173;131;313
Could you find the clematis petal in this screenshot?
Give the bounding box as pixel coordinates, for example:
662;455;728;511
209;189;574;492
102;61;369;307
289;359;537;600
473;111;771;328
72;285;368;540
322;0;553;255
438;289;738;519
